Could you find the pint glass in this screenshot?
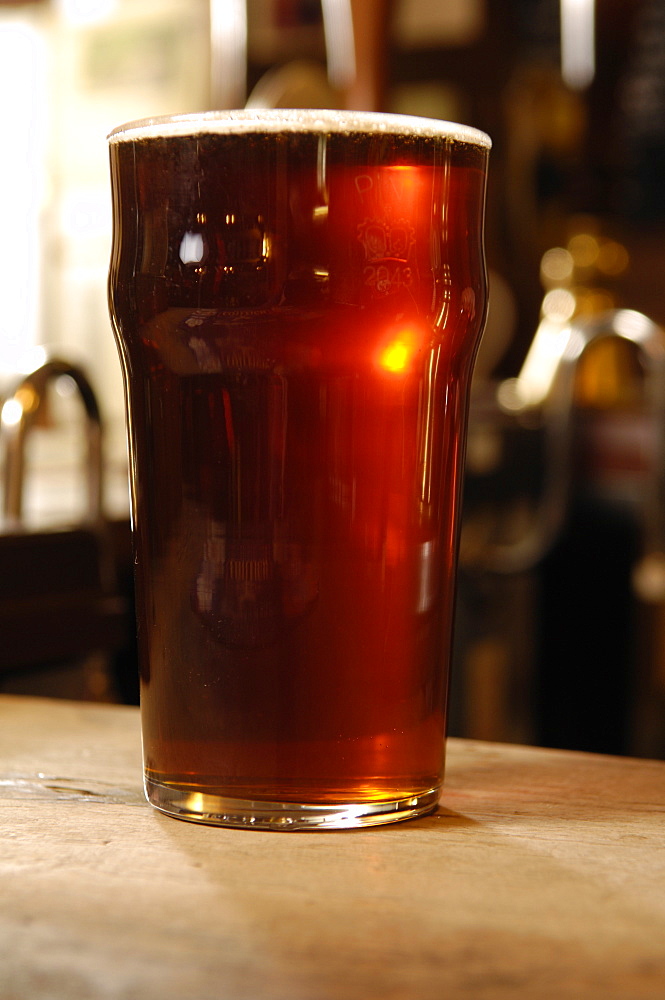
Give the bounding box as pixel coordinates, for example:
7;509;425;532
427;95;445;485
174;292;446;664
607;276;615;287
108;110;490;829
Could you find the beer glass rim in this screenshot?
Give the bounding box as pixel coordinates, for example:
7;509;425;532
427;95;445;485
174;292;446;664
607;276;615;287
107;109;491;150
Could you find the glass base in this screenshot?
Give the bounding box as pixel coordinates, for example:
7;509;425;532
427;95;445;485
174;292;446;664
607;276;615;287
145;776;441;830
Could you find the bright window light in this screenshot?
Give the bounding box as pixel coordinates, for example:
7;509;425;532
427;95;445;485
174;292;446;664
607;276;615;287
58;0;117;26
0;22;47;374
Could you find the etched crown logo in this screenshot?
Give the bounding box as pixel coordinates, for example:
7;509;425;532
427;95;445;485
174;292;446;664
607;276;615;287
357;219;415;263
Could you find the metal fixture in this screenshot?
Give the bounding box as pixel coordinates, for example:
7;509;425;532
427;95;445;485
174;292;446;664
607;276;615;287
475;309;665;577
1;355;104;528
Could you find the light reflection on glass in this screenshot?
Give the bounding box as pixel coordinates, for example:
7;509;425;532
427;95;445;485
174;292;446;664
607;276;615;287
377;325;423;374
179;231;205;265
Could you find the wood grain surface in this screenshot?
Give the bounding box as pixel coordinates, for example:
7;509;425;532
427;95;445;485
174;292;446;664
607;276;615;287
1;694;664;1000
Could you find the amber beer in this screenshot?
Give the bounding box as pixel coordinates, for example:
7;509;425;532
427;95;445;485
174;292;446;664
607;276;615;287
108;110;490;829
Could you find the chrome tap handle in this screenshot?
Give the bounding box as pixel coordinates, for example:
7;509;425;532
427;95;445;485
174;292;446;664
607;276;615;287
481;309;665;577
1;356;104;528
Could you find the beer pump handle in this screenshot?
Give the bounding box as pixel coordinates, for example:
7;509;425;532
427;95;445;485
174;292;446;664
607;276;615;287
341;0;393;112
483;309;665;580
1;356;105;532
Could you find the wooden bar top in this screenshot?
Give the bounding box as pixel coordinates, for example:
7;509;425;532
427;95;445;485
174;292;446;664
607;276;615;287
1;694;664;999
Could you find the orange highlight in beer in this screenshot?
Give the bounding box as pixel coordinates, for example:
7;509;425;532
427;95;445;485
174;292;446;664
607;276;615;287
377;326;422;373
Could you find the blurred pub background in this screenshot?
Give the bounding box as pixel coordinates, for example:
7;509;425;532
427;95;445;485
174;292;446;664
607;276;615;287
1;0;665;760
